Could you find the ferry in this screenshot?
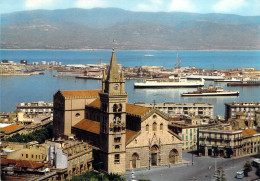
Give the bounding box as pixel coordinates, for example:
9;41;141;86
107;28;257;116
185;75;225;80
181;86;239;96
214;78;242;82
134;77;204;88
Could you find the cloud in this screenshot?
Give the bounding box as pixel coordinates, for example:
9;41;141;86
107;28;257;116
25;0;54;8
168;0;197;12
213;0;246;13
75;0;107;9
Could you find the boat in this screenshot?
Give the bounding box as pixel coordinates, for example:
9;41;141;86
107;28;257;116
181;86;239;96
214;78;242;82
227;78;260;86
144;54;154;57
185;75;225;80
134;77;204;88
75;75;102;80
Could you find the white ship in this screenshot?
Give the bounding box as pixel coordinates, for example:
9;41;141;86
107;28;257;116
214;77;242;82
134;77;204;88
181;86;239;96
185;75;225;80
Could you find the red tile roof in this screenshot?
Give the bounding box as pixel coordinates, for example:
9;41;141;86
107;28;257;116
126;129;138;143
1;159;44;169
88;98;101;108
0;124;21;133
126;104;151;117
61;90;101;98
73;119;100;134
87;99;151;117
242;129;259;137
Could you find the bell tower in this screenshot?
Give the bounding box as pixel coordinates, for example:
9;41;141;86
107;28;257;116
99;49;127;174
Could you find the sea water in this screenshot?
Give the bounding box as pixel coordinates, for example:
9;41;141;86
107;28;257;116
0;49;260;115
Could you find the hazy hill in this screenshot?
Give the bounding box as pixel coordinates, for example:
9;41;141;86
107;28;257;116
1;8;260;50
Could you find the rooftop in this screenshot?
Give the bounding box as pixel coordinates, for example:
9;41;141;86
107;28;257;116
0;124;22;133
60;90;101;98
126;104;151;117
1;159;45;169
73;119;100;134
242;129;259;137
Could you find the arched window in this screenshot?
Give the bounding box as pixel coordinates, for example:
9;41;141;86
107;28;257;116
146;124;149;131
160;123;163;130
113;104;118;112
153;122;157;131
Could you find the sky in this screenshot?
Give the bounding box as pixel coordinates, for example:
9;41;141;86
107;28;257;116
1;0;260;16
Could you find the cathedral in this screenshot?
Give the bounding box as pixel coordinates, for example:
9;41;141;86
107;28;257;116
53;49;182;174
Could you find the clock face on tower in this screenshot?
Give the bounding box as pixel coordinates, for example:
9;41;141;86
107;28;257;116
114;84;119;90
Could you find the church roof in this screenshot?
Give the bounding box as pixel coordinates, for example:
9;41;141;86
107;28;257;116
73;118;139;143
88;98;152;117
126;104;151;117
73;119;100;134
60;90;101;98
242;129;259;137
88;98;101;109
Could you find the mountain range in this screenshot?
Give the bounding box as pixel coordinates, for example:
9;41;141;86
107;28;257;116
1;8;260;50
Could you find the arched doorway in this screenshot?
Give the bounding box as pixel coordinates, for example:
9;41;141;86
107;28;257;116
132;153;139;168
151;145;159;166
169;149;179;164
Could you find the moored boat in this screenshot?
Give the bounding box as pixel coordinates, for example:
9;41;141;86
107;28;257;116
134;77;204;88
214;77;242;82
181;86;239;96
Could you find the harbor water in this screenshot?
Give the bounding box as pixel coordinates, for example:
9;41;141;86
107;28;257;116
0;50;260;115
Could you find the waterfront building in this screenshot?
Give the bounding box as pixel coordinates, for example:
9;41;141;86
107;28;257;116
225;102;260;121
198;126;260;158
134;102;214;119
17;101;53;117
53;49;182;174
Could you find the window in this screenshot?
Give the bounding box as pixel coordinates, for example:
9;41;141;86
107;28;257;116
115;154;120;163
194;135;196;140
26;154;28;158
115;145;120;150
75;113;80;118
114;137;121;143
186;136;188;141
32;154;33;158
22;154;24;157
146;124;149;131
152;122;157;131
182;135;184;141
186;129;188;134
190;135;192;140
160;123;163;130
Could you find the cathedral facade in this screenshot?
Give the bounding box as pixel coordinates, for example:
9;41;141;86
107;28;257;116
53;50;182;174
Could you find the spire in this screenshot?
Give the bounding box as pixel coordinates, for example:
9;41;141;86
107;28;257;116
106;49;120;82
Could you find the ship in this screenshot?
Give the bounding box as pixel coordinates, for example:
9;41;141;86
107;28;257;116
134;77;204;88
185;75;225;80
181;86;239;96
214;77;242;82
227;78;260;86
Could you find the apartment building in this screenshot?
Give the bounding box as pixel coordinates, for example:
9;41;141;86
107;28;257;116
134;102;214;118
225;102;260;121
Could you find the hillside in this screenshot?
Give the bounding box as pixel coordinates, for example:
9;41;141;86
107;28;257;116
1;8;260;50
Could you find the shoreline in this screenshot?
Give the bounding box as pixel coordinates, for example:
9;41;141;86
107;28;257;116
1;49;260;52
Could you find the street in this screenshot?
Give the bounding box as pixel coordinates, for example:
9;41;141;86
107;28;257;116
124;152;260;181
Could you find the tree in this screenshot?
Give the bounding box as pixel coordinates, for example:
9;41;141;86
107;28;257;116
213;147;219;157
225;148;233;158
243;160;252;177
215;167;226;181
